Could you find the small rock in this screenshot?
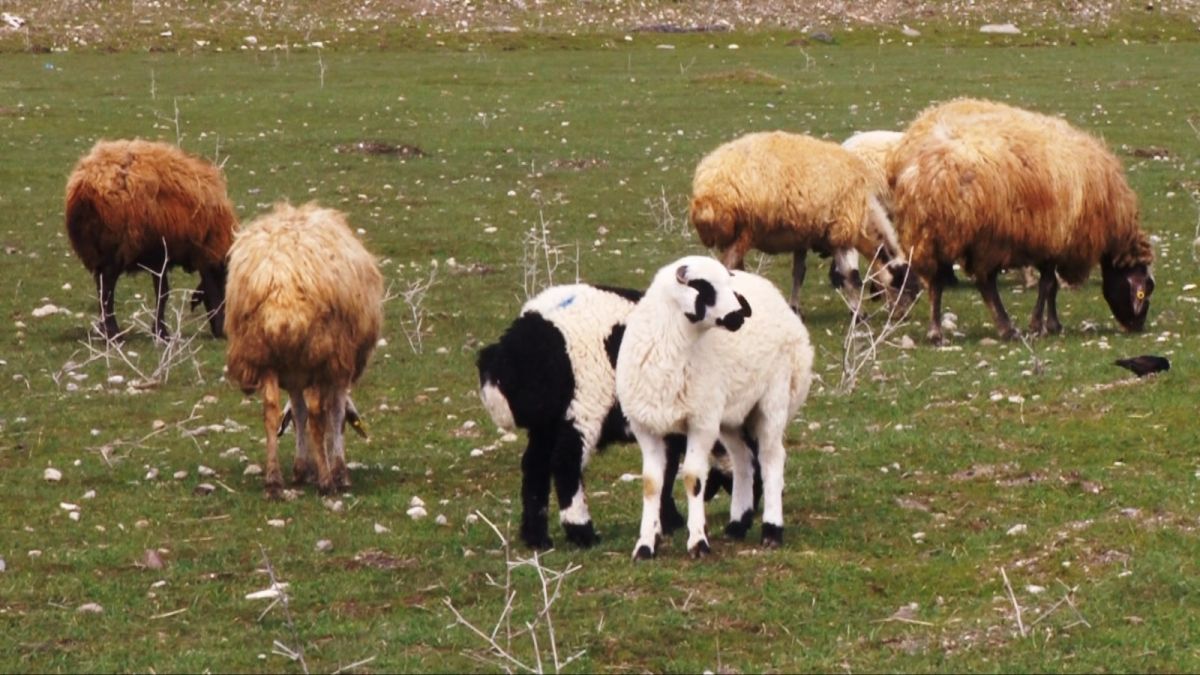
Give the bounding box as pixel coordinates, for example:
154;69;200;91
324;499;344;513
193;483;215;496
28;550;42;558
173;470;188;480
135;519;150;529
141;549;165;570
1026;584;1046;595
347;461;366;471
979;337;999;346
901;24;921;37
82;490;96;500
77;602;104;614
243;464;263;476
69;511;81;522
267;518;286;528
619;473;638;482
201;395;218;405
43;467;63;482
1006;523;1028;536
152;420;167;431
898;335;916;350
407;506;428;520
912;531;926;541
145;468;159;481
500;432;518;443
60;502;79;512
197;465;216;477
410;496;425;508
435;514;448;526
0;557;6;573
465;514;479;525
980;23;1021;35
374;522;390;534
31;303;61;318
107;375;125;386
315;539;333;552
469;448;484;458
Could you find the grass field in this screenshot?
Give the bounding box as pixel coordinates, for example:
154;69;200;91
2;18;1200;673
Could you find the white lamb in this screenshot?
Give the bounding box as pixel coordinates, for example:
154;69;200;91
616;256;814;559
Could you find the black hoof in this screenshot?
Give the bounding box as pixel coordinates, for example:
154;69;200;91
725;510;754;540
761;523;784;549
633;545;655;561
562;521;598;548
689;539;711;559
520;521;553;550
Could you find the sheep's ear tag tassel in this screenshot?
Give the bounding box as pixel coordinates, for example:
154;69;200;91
675;265;689;284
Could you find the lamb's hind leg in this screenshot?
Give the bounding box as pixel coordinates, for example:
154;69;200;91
977;268;1018;340
304;388;336;496
720;429;756;540
632;426;669;560
519;427;555;550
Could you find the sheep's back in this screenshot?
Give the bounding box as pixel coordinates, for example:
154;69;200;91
691;132;882;256
225;203;383;392
65;139;236;273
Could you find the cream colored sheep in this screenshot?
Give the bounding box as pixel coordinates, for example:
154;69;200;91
690;131;916;316
889;98;1154;343
225;202;383;498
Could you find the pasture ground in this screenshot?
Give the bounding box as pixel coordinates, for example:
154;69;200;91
1;5;1200;672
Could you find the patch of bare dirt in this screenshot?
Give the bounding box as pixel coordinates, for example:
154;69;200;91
342;548;415;571
334;141;426;157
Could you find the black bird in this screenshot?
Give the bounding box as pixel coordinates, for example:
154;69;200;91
1115;355;1171;378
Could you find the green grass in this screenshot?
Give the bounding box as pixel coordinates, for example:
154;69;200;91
2;28;1200;673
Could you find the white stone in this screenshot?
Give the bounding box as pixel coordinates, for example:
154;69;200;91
82;490;96;500
435;514;448;526
31;304;60;318
172;470;187;480
145;468;159;481
77;602;104;614
267;519;286;528
374;522;390;534
407;506;428;520
243;464;263;476
43;467;62;482
197;465;216;477
1006;523;1028;536
60;502;79;511
980;23;1021;35
465;514;479;525
410;496;425;508
69;511;81;522
315;539;333;552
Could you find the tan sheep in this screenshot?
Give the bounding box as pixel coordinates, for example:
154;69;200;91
65;139;237;340
889;97;1154;343
225;202;383;498
690;131;915;316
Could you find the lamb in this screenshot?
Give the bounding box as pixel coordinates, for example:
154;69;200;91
65;139;237;340
477;283;754;550
225;202;383;498
617;256;814;559
888;98;1155;343
689;130;916;316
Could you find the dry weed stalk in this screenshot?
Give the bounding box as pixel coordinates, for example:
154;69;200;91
643;185;688;237
385;268;439;354
837;252;918;394
521;211;577;300
444;510;586;674
257;545;310;675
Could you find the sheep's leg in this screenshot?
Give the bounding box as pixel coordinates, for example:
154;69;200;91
328;389;350;489
659;434;686;535
151;266;171;342
94;268;121;340
925;275;945;344
1031;264;1062;335
520;426;555;549
288;389;311;485
977;269;1017;340
789;249;807;315
830;248;864;314
261;372;284;500
720;430;756;540
632;426;668;560
198;268;226;339
754;421;788;550
682;427;719;559
719;242;750;271
551;425;596;547
303;388;336;496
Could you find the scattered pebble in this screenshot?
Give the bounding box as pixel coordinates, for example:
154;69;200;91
243;464;263;476
912;531;926;541
410;496;425;508
76;602;104;614
898;335;917;350
82;490;96;500
1026;584;1046;595
500;432;518;443
107;375;125;386
197;465;216;477
43;467;62;482
173;470;188;480
1006;523;1028;536
141;549;165;570
619;473;638;482
267;519;286;528
374;522;390;534
465;514;479;525
145;468;159;481
31;303;61;318
469;448;484;458
152;419;167;431
60;502;79;512
315;539;333;552
69;511;81;522
324;499;344;513
980;22;1021;34
193;483;215;496
435;514;448;526
407;506;428;520
28;550;42;558
0;557;6;573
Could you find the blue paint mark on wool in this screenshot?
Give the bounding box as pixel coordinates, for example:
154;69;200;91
557;295;576;309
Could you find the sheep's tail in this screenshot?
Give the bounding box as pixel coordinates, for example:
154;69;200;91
689;194;735;249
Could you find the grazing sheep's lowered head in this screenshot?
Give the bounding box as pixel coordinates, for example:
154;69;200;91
662;256;753;332
1102;260;1154;332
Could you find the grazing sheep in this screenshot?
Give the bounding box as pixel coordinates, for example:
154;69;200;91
65;139;237;340
225;202;383;498
477;283;754;549
690;131;916;316
888;98;1155;343
617;256;813;559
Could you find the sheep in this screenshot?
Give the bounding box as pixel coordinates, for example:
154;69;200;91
617;256;813;559
65;139;237;340
888;98;1155;343
225;202;383;498
477;283;755;550
689;130;917;316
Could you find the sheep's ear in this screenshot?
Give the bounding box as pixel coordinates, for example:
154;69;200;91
276;401;293;438
345;397;368;439
735;292;752;317
675;265;689;285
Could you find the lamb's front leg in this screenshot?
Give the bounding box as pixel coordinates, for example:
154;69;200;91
552;425;596;547
719;429;756;540
632;426;668;560
681;428;719;558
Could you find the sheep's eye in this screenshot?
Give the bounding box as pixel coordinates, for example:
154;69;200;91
1136;290;1145;300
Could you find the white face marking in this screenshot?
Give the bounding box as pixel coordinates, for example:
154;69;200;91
479;382;516;432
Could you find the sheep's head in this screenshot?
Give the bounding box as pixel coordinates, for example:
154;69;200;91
1101;261;1153;332
668;256;752;332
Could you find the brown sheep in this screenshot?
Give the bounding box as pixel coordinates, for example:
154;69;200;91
889;98;1154;343
690;131;917;316
225;202;383;498
65;139;237;340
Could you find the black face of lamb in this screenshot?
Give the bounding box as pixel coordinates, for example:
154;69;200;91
1101;262;1153;332
478;313;574;429
715;292;752;331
